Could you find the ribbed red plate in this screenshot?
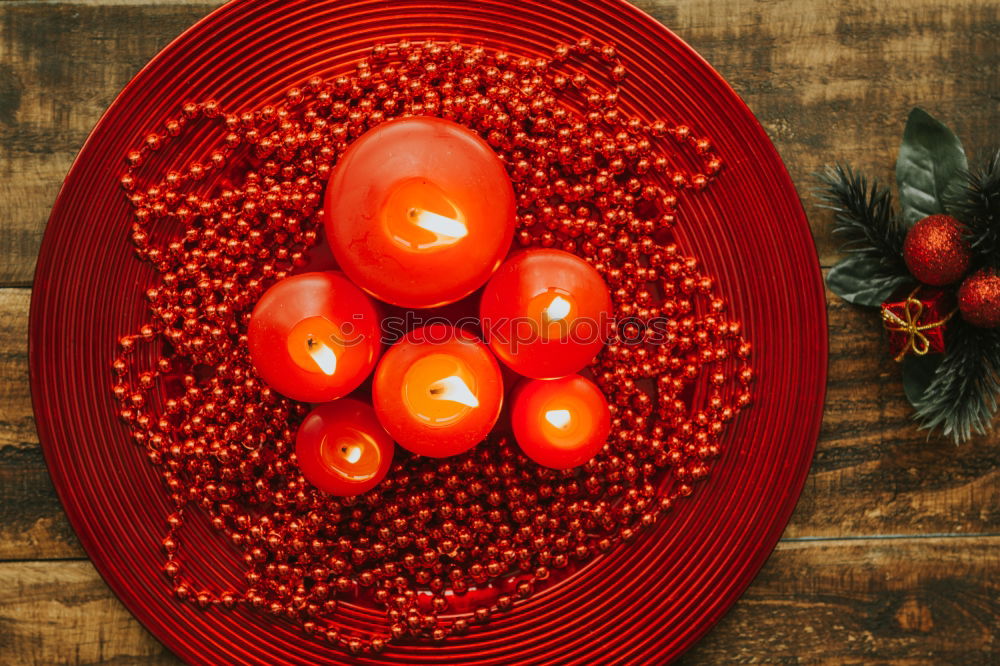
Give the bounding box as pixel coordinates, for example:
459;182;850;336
30;1;827;663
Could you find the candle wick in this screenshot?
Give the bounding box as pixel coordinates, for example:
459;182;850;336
339;443;363;464
306;337;338;376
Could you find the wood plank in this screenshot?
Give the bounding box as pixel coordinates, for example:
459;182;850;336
0;537;995;664
2;0;999;283
787;292;1000;539
0;1;222;287
0;560;177;665
0;289;31;453
3;278;997;560
682;536;1000;665
1;0;998;663
632;0;1000;266
0;288;83;560
0;449;83;560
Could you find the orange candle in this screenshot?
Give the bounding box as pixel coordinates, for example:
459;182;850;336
510;375;611;469
480;249;612;379
324;116;515;308
295;400;393;496
373;324;503;457
247;272;381;403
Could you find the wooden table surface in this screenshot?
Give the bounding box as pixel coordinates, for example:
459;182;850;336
1;0;998;663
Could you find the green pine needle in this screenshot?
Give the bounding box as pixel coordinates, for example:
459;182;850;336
913;321;1000;443
915;149;1000;442
819;158;1000;442
949;149;1000;268
817;164;909;275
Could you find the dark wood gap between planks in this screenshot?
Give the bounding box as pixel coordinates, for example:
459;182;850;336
1;0;998;661
2;0;998;284
4;279;1000;562
0;263;842;290
2;536;997;664
3;530;999;565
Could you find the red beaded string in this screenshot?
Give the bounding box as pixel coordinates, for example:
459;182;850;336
112;38;751;655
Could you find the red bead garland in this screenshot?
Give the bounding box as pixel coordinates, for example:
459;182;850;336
111;38;752;655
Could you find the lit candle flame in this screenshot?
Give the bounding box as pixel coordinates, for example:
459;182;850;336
542;295;572;324
409;208;468;242
428;375;480;408
544;409;573;429
307;337;338;376
340;443;363;464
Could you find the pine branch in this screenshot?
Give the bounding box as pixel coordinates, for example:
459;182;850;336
913;320;1000;443
949;149;1000;269
817;164;909;276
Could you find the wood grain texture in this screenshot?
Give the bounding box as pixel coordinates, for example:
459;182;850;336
0;289;83;560
681;536;1000;665
0;538;995;665
1;0;998;663
0;0;998;284
2;282;996;562
0;560;176;665
630;0;1000;266
0;1;221;287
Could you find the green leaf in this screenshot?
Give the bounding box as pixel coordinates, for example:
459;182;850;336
896;108;968;227
827;255;911;307
902;354;943;408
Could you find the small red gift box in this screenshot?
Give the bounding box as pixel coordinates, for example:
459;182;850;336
880;288;954;362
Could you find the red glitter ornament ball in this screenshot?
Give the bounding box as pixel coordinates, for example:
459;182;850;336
958;269;1000;328
902;214;971;286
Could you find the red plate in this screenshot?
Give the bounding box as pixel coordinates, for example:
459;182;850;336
30;0;827;663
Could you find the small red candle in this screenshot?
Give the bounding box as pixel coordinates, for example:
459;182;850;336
480;248;613;379
247;271;381;403
373;324;503;457
511;375;611;470
324;116;515;308
295;399;394;496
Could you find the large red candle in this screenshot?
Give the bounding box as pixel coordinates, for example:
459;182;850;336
511;375;611;470
324;116;515;308
247;272;381;403
295;400;394;496
480;248;613;379
373;324;503;457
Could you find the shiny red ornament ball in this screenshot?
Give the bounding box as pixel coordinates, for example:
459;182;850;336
902;214;971;286
958;269;1000;328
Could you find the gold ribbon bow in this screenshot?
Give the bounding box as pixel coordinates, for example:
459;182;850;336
881;288;955;362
